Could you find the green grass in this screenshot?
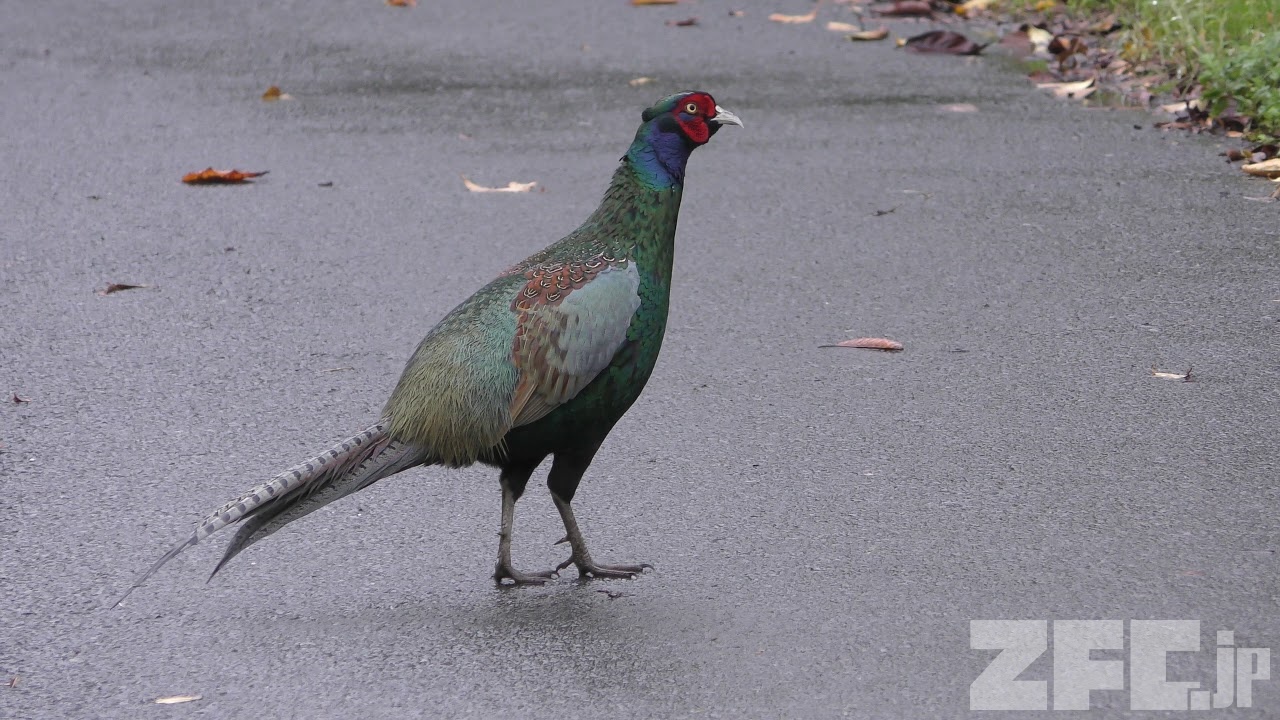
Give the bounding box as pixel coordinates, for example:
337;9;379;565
1042;0;1280;138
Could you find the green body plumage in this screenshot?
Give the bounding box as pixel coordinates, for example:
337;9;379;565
383;162;682;468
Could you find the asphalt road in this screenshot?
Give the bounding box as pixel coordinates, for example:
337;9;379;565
2;1;1277;718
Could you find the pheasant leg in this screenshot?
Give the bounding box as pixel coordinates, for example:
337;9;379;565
552;496;651;579
494;484;557;585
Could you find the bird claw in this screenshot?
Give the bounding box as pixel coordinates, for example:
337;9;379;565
556;556;653;579
493;563;558;587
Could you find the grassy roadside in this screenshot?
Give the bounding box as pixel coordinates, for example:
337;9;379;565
1059;0;1280;140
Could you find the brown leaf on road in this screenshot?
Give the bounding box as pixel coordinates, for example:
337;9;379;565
871;0;933;18
632;0;680;4
461;175;538;193
182;168;268;184
666;17;699;26
385;0;415;6
821;337;905;351
97;283;150;296
12;394;30;404
261;85;293;101
154;695;202;705
903;30;985;55
847;27;890;41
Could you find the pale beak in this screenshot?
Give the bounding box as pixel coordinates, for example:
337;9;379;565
711;105;744;129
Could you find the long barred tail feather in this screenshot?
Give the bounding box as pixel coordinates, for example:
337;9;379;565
208;439;426;579
115;422;427;607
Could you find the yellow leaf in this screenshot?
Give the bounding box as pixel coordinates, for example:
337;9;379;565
825;21;859;32
1242;158;1280;179
1034;0;1056;11
461;175;538;193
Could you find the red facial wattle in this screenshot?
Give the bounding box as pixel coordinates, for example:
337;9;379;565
676;116;710;144
673;92;716;145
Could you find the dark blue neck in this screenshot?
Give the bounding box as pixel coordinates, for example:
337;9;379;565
625;121;693;190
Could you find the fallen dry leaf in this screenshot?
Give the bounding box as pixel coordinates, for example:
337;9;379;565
461;175;537;193
872;0;933;18
729;9;746;16
1037;77;1095;99
769;4;821;24
181;168;268;184
954;0;996;17
666;17;698;26
261;85;293;101
825;21;860;32
1158;99;1202;114
903;30;985;55
154;695;202;705
98;283;149;296
385;0;415;6
822;337;904;351
12;394;30;404
1150;366;1193;382
632;0;680;4
628;77;655;87
847;27;890;41
1242;158;1280;179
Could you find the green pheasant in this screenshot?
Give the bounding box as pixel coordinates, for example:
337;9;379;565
119;91;741;602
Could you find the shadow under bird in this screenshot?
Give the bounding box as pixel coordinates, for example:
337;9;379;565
117;91;742;604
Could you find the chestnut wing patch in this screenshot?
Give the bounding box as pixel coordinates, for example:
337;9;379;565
509;261;642;428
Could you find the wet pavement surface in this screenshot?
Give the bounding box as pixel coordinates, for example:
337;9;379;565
2;1;1277;717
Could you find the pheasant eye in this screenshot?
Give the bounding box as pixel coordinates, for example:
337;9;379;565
684;102;698;114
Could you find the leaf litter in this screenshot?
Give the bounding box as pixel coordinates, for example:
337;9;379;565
98;283;150;296
821;337;905;352
261;85;293;101
461;175;538;193
182;168;268;184
902;30;986;56
1150;366;1194;382
154;695;202;705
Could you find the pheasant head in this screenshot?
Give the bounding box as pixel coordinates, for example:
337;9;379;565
628;91;742;189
